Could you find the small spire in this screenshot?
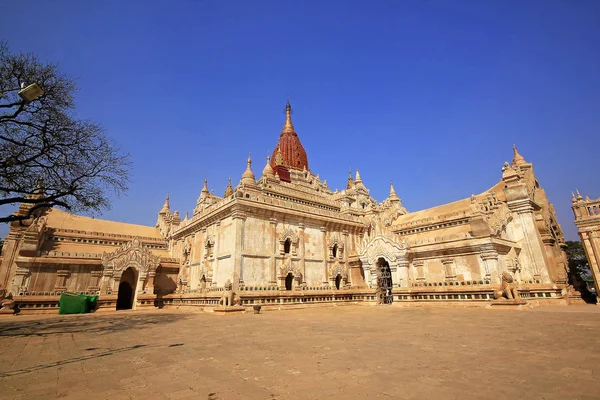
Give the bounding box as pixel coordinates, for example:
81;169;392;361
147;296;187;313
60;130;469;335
389;181;400;201
262;155;274;178
572;191;576;202
576;189;583;200
241;155;256;186
224;176;234;197
199;179;209;200
355;169;362;182
512;145;527;167
346;169;354;189
159;194;171;214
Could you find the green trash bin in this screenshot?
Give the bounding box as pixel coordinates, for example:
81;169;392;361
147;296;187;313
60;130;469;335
58;292;98;315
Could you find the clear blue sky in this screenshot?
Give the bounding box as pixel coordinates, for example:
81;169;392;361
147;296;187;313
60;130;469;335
1;0;599;240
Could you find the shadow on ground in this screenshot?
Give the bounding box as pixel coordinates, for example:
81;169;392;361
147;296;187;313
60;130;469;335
0;312;188;338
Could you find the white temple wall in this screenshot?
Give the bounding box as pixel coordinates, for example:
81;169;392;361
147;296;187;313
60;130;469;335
241;256;270;286
305;260;324;286
304;226;324;257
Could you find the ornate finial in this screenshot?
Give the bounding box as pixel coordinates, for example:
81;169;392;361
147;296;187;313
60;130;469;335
389;181;399;201
572;191;576;202
224;176;234;197
512;145;526;166
576;189;583;200
283;99;294;134
355;169;362;182
241;153;256;185
263;155;274;178
160;194;171;214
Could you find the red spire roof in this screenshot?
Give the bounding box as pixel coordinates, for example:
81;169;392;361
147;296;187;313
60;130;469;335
270;101;309;171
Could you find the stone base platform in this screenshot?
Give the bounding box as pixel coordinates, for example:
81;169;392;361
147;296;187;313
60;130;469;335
486;299;529;310
212;306;246;314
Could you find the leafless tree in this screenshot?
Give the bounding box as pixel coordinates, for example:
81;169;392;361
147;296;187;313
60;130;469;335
0;42;130;224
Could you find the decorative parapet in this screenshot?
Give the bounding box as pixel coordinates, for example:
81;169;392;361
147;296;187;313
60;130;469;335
572;193;600;221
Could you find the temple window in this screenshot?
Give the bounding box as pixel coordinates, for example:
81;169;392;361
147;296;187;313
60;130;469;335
284;239;291;254
332;244;338;258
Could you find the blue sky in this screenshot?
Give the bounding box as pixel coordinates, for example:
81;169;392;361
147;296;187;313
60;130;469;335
1;0;599;240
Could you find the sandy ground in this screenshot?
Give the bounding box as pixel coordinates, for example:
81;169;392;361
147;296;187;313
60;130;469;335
0;305;599;400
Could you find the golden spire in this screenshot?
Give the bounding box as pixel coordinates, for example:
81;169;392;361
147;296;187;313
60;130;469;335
282;99;295;134
224;176;233;197
576;189;583;200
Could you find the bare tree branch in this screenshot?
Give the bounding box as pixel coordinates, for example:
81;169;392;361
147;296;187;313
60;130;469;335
0;41;131;224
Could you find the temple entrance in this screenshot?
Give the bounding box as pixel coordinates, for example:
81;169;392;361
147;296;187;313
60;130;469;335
200;275;207;290
285;273;294;290
376;258;393;304
335;274;342;290
116;267;137;310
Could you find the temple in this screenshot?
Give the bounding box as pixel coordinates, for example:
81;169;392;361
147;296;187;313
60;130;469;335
0;102;576;312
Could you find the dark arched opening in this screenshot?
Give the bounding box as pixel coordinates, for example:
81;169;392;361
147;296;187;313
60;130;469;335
332;244;338;258
335;274;342;290
285;273;294;290
117;267;137;310
376;257;393;304
200;275;206;290
284;239;291;254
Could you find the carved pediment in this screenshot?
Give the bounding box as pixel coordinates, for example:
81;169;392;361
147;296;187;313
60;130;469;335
359;235;407;265
101;237;161;276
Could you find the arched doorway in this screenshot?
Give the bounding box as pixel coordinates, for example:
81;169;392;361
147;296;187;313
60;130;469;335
285;273;294;290
376;257;393;304
335;274;342;290
200;275;207;290
117;267;137;310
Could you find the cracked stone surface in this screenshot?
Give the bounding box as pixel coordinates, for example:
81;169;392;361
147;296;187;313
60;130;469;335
1;305;599;399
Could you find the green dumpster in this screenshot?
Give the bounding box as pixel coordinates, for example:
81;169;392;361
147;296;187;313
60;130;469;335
58;292;99;315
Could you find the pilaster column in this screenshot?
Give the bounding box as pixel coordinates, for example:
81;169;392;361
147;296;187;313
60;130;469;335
361;259;373;288
342;230;349;286
231;211;246;291
413;261;425;282
299;223;306;284
480;251;499;283
269;218;277;284
397;259;409;287
11;267;30;295
100;270;114;294
146;271;156;295
137;272;148;294
87;270;103;292
508;200;551;283
442;258;456;282
583;230;600;295
54;269;70;291
214;221;221;287
321;226;328;285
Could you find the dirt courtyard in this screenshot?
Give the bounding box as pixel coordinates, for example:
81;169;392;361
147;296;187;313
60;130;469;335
0;305;599;400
